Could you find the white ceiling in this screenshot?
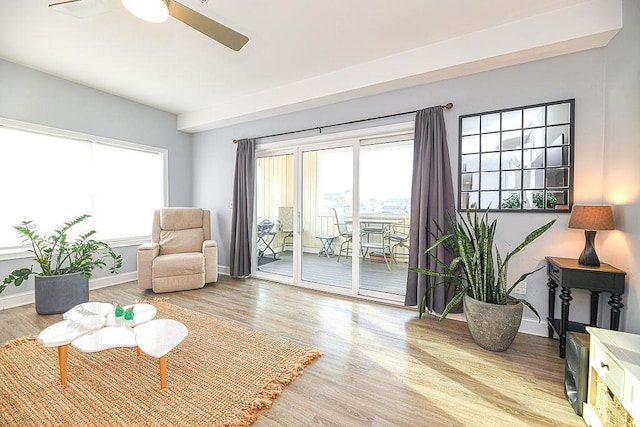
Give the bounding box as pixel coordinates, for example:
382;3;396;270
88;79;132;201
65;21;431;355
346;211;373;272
0;0;622;133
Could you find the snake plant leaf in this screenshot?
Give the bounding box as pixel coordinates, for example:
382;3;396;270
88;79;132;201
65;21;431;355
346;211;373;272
505;265;545;295
419;294;427;318
440;288;466;321
416;206;555;321
501;219;557;268
511;297;541;321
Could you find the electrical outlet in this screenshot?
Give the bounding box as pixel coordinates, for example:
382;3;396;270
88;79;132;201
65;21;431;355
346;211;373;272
513;281;527;295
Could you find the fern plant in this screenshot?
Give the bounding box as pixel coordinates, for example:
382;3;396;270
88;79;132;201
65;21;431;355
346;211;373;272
413;209;555;321
1;215;122;295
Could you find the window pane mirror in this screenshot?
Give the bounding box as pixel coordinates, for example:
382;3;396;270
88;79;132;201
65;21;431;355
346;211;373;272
458;99;574;212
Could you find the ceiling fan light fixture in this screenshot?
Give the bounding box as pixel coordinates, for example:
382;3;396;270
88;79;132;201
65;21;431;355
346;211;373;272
122;0;169;23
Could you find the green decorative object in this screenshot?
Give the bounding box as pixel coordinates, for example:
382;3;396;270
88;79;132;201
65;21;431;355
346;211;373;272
533;192;558;209
412;208;555;351
1;215;122;314
501;193;521;209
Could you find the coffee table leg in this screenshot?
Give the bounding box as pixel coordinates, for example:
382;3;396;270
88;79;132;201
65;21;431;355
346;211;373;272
58;345;68;385
159;355;168;389
136;346;141;356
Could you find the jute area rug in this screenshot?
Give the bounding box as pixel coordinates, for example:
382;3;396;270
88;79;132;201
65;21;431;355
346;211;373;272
0;300;321;426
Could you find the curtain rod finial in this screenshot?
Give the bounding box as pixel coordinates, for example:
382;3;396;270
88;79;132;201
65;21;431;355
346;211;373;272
443;102;453;110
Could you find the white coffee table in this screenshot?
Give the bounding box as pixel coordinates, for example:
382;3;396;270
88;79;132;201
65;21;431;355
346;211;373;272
135;319;188;389
37;312;108;385
38;302;187;388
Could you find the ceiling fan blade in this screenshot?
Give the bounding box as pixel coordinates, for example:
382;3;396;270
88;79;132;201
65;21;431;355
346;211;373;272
49;0;120;19
168;1;248;51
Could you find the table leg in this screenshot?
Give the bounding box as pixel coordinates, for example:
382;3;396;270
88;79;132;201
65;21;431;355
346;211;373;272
589;291;600;327
559;287;572;359
58;344;68;385
317;238;326;257
326;238;334;257
136;346;141;356
608;293;624;331
159;354;168;389
547;279;558;339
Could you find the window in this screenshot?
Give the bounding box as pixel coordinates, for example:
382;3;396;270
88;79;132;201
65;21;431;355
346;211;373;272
0;123;166;250
459;99;574;211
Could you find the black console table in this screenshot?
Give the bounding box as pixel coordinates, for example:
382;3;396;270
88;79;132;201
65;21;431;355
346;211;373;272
545;256;626;358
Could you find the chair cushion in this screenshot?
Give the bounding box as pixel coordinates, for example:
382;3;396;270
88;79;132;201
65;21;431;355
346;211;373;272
159;229;204;255
152;253;205;278
160;208;203;230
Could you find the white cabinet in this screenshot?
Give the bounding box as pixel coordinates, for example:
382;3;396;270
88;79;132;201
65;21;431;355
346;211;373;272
583;327;640;426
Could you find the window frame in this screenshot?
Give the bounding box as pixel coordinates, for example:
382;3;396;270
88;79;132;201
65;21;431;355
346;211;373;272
0;118;168;257
457;99;575;213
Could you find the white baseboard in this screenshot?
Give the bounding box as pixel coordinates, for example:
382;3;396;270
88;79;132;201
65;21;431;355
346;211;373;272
424;309;547;337
0;290;34;310
518;316;549;337
0;272;138;310
89;272;137;290
0;269;552;339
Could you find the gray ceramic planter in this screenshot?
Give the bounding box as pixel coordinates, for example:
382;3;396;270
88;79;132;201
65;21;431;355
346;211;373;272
463;293;523;352
34;272;89;315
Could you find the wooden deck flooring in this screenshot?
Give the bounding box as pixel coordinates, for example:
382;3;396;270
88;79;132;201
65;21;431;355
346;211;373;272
258;251;407;295
0;276;583;427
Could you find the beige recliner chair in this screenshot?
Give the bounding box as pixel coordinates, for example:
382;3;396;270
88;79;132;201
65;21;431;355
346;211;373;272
137;207;218;293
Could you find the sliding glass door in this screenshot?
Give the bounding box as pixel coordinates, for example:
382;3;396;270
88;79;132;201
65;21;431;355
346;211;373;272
255;153;294;279
301;146;352;289
254;123;413;303
357;139;412;300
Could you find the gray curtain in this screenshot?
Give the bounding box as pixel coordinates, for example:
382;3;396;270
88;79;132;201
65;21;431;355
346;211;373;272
405;107;456;314
230;139;256;278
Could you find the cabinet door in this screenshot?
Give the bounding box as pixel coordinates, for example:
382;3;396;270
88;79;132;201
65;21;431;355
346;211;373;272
592;343;625;397
624;374;640;420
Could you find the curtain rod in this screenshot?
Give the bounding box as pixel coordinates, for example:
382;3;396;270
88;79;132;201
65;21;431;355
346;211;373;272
233;102;453;143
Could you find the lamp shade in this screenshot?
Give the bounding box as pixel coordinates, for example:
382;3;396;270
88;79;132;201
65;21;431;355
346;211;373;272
568;205;615;231
122;0;169;23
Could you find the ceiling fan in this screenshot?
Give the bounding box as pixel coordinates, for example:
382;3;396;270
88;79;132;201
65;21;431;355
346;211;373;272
48;0;249;51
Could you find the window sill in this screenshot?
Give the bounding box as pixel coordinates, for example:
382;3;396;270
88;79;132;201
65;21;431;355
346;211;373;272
0;236;151;262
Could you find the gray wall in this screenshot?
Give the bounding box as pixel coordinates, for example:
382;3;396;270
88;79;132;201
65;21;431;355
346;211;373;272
602;0;640;334
2;4;637;334
0;59;193;298
193;44;640;334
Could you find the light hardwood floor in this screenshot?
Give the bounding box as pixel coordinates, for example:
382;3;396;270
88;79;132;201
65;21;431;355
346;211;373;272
0;276;584;427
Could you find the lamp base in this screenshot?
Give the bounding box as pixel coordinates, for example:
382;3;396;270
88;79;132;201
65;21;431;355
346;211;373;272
578;230;600;266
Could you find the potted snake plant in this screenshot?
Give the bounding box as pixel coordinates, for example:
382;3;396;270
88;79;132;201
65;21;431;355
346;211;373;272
414;209;555;351
1;214;122;314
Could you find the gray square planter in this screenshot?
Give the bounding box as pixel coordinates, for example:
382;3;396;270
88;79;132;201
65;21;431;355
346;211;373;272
34;272;89;315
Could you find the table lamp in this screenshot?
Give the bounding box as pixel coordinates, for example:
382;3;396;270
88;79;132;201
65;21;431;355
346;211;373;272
568;205;615;266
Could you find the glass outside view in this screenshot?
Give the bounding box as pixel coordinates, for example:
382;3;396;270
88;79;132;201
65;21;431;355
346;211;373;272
256;139;412;299
0;126;164;250
459;100;573;211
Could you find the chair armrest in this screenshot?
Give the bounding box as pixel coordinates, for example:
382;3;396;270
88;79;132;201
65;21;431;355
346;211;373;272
203;240;217;250
139;242;160;252
203;240;218;283
137;243;159;290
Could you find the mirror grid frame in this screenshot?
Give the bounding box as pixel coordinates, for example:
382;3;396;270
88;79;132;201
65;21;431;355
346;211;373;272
457;99;575;213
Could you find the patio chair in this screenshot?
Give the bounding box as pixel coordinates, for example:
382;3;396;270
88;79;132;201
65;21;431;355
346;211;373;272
360;228;392;271
332;207;353;262
257;218;277;260
277;206;294;254
388;224;410;263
